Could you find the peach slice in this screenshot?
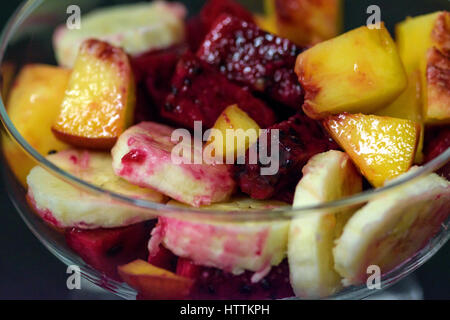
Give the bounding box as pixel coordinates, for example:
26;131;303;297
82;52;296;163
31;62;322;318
295;24;407;119
52;39;135;150
3;64;71;186
324;113;421;187
421;48;450;124
118;259;193;299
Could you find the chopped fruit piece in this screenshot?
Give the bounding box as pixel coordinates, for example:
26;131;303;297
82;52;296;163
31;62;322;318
289;151;362;298
147;245;178;272
131;45;185;110
111;122;235;207
176;258;201;279
207;104;261;161
197;15;304;109
118;259;193;299
324;113;420;188
424;126;450;180
148;198;289;275
66;221;154;280
27;150;166;229
200;0;254;31
396;11;447;75
272;0;342;45
53;2;186;68
3;64;70;186
179;259;294;300
254;14;277;34
395;11;450;123
162;52;276;129
52;39;136;150
185;16;207;52
421;48;450;123
376;71;424;163
334;169;450;286
237;114;339;200
295;24;407;119
185;0;254;52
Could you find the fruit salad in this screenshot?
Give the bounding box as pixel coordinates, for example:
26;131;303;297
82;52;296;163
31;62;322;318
2;0;450;300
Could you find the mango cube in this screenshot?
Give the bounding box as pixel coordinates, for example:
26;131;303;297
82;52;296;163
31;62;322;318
295;24;407;119
324;113;420;187
206;104;260;161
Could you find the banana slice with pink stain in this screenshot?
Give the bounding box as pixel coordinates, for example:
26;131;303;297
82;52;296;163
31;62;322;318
111;122;236;207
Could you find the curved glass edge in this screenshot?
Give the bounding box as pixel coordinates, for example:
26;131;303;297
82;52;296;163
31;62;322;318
3;159;449;300
0;0;449;221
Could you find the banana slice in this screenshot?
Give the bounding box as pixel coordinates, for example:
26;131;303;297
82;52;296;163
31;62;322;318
288;150;362;298
53;2;186;67
111;122;236;207
149;198;290;280
334;168;450;286
27;150;167;229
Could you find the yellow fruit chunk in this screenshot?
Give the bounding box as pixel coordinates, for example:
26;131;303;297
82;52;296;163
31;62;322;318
206;104;260;161
324;113;420;187
295;24;407;119
395;11;450;124
271;0;342;46
118;259;193;299
3;64;70;185
52;39;135;150
254;14;277;34
377;71;424;163
396;11;446;74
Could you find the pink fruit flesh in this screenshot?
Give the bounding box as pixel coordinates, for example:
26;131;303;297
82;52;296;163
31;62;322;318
65;221;155;281
161;52;276;129
197;14;304;109
176;258;293;300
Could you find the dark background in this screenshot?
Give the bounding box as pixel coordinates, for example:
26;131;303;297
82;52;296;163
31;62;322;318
0;0;448;299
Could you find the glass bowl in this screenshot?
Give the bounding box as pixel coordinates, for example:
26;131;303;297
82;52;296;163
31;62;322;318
0;0;449;300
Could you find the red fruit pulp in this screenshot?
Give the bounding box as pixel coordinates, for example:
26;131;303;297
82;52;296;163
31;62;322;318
237;113;339;199
65;221;155;281
131;45;186;110
424;126;450;180
186;0;254;52
162;52;276;129
197;14;304;109
148;245;178;272
176;258;294;300
200;0;254;30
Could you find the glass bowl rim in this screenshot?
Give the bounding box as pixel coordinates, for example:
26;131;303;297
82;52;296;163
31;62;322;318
1;0;449;221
